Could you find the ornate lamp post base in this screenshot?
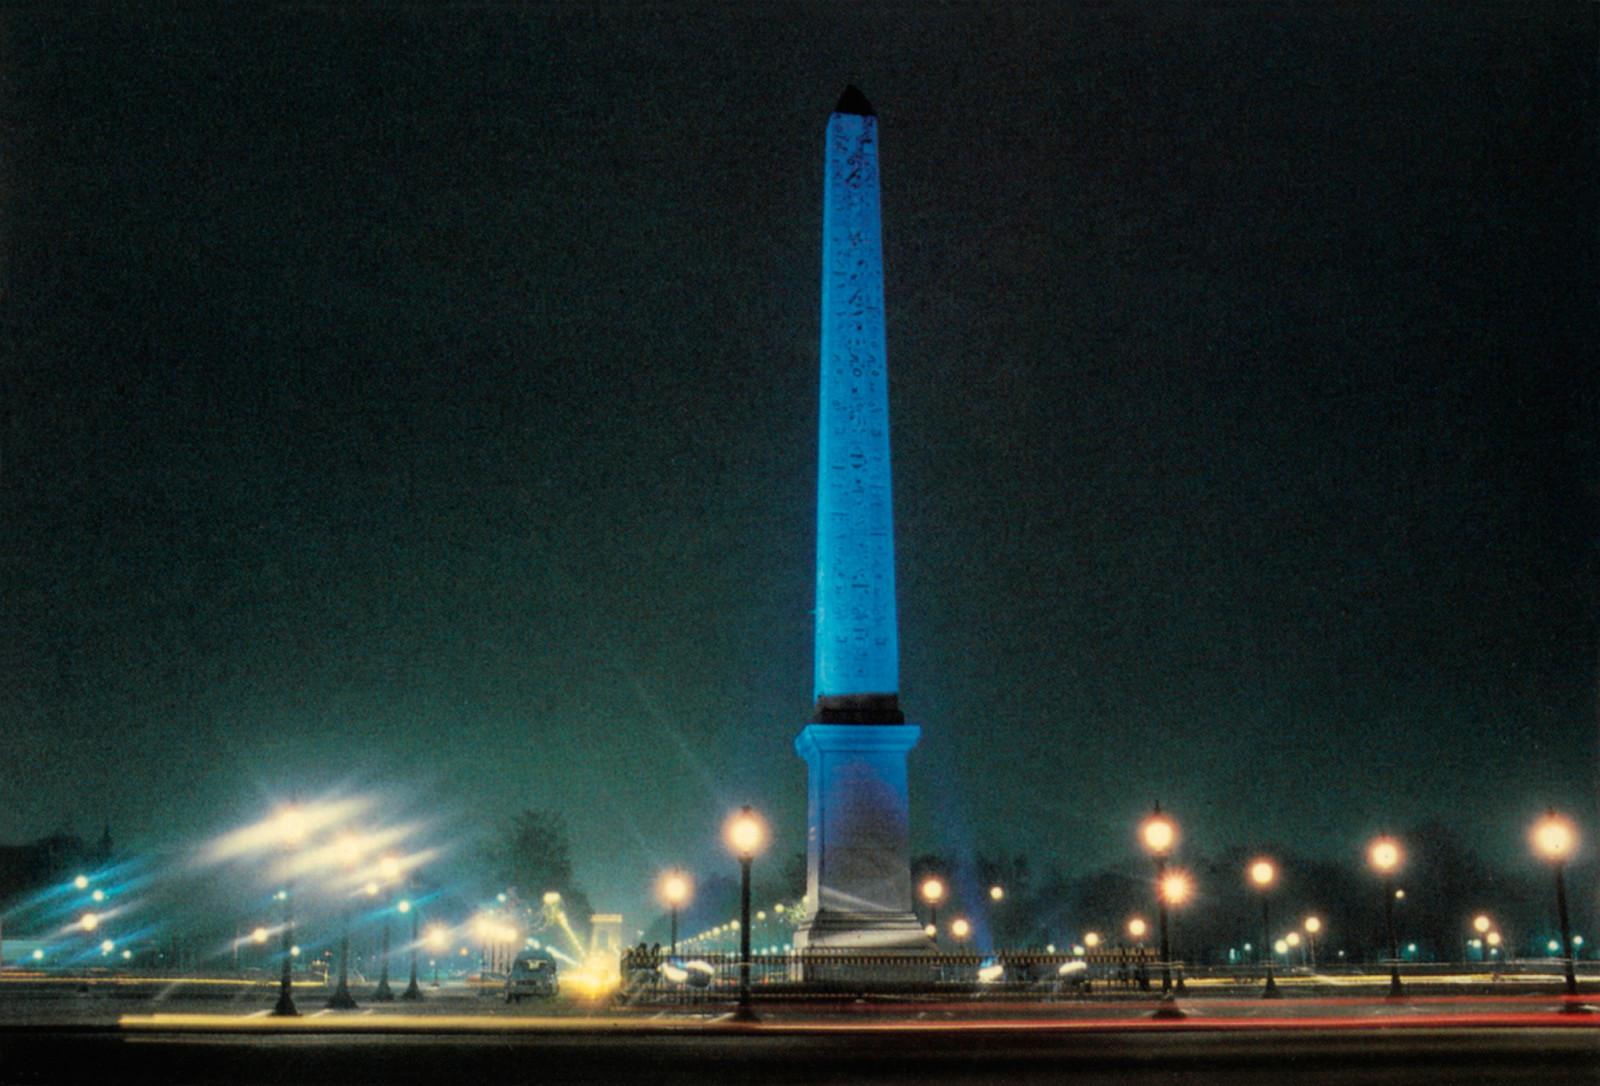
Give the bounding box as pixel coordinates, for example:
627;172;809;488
1151;993;1186;1020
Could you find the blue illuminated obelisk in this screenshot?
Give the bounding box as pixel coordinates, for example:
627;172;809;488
793;87;928;950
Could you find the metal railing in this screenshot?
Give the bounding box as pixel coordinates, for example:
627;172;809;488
615;949;1600;1005
617;949;1161;1004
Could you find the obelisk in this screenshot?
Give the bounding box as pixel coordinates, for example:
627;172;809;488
793;87;928;950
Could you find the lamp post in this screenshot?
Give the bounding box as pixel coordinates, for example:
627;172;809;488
425;926;448;988
399;894;421;1001
1127;917;1149;991
1139;805;1178;994
724;806;766;1023
660;872;691;957
1367;836;1404;999
271;806;306;1017
1472;915;1492;965
328;833;363;1010
373;854;401;1001
1304;916;1322;969
920;876;945;946
1531;812;1580;1001
1249;859;1279;998
1160;870;1192;995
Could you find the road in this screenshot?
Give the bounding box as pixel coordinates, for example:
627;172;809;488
1;977;1597;1084
3;1021;1597;1085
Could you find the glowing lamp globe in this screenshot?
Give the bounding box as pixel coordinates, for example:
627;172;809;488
659;872;692;908
923;923;937;938
1367;837;1402;874
1084;931;1101;949
1274;939;1288;955
79;912;99;932
950;918;971;940
920;877;945;905
251;926;269;944
336;834;364;868
1487;931;1502;947
73;874;90;891
1141;813;1177;856
1473;915;1491;935
1286;932;1301;948
379;855;402;882
397;899;412;914
1161;871;1192;906
989;885;1004;902
275;806;308;848
1304;916;1322;935
1128;917;1148;939
724;806;767;860
1532;813;1577;862
1249;859;1277;889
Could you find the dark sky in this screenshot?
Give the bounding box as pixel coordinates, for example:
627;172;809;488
3;5;1595;922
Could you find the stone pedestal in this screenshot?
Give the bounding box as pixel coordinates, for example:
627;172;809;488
792;723;931;950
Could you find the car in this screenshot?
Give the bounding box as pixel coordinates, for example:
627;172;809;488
505;949;559;1002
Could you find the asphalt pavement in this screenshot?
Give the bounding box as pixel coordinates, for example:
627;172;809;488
2;976;1597;1085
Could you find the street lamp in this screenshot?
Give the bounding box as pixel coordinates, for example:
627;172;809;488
399;887;422;1002
425;925;449;987
1530;811;1580;1000
327;833;363;1010
271;805;306;1017
1160;870;1192;994
1139;804;1179;994
659;871;692;956
1126;916;1149;987
1249;858;1279;998
951;918;971;942
989;885;1004;902
368;854;403;1002
1304;916;1322;969
1472;915;1492;964
724;806;766;1023
920;876;946;945
1367;835;1405;999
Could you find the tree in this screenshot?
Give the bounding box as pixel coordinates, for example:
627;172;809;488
487;810;578;900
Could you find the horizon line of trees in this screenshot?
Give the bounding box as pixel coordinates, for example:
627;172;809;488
634;818;1595;963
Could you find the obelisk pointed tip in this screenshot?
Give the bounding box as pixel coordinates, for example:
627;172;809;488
833;85;875;117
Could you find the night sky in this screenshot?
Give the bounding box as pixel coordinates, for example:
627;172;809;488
3;5;1595;922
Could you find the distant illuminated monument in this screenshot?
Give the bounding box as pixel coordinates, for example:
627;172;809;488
793;87;928;950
